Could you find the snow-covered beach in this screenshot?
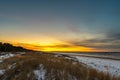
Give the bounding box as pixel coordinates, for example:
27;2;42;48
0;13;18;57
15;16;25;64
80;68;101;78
75;56;120;76
59;52;120;76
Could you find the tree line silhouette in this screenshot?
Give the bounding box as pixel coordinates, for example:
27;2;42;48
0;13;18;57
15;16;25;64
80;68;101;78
0;42;32;52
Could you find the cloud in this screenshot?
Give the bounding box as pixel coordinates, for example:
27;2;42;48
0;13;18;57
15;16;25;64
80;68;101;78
67;30;120;52
107;32;120;40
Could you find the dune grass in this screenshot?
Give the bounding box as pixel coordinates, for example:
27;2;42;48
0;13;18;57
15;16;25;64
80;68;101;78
0;52;120;80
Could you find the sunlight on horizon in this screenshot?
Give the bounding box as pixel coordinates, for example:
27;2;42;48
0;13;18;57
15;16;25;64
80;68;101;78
9;40;105;52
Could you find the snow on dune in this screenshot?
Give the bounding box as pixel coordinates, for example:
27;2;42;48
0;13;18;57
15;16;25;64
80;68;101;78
34;64;46;80
75;56;120;76
0;53;15;62
0;70;5;75
0;53;15;75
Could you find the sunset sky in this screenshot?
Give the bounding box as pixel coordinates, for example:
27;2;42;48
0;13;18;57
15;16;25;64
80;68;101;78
0;0;120;52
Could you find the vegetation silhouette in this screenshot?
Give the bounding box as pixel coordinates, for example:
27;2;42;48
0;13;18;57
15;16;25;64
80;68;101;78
0;42;33;52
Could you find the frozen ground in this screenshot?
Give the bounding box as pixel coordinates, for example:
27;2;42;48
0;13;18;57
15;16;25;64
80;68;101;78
74;56;120;76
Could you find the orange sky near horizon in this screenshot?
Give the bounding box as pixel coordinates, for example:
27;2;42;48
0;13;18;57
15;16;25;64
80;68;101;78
0;35;107;52
10;40;105;52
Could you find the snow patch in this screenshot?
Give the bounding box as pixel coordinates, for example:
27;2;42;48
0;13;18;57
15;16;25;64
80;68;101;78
0;70;5;75
34;64;46;80
8;63;16;69
0;53;15;62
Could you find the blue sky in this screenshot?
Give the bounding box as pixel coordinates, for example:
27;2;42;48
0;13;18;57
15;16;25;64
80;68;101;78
0;0;120;51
